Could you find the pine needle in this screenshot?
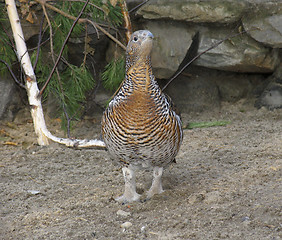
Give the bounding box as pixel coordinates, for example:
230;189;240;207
102;57;125;92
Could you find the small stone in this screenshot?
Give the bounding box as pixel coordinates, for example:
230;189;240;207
121;221;132;229
242;216;250;222
204;191;221;204
117;210;131;217
27;190;40;195
141;226;146;233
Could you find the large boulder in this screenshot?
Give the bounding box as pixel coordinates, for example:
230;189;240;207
137;0;248;24
242;3;282;48
0;76;21;120
137;0;281;76
143;21;197;79
164;67;220;113
193;27;280;73
142;22;279;76
255;64;282;109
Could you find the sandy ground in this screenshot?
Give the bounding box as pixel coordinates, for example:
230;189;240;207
0;102;281;240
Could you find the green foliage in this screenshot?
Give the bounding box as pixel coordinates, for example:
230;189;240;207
185;120;231;129
53;1;123;28
0;0;124;132
44;1;123;131
102;57;125;92
58;64;95;131
33;48;95;130
0;9;16;76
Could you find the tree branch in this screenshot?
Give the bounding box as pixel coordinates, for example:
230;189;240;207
6;0;106;148
129;0;149;13
33;0;126;50
33;12;45;70
0;59;25;88
6;0;49;145
39;0;90;96
119;0;132;43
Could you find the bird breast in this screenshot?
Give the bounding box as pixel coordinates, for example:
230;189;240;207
102;83;182;168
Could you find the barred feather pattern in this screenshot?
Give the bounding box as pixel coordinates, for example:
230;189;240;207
102;30;183;169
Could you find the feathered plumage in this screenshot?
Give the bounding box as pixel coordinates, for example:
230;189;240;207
102;30;183;202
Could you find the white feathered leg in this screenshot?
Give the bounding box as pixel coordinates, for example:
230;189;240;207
147;166;164;199
115;167;141;203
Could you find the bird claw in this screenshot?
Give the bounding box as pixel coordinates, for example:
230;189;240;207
115;193;141;203
146;189;164;199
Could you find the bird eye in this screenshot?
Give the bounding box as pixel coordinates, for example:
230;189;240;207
133;36;138;42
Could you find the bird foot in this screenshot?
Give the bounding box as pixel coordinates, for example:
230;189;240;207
116;167;141;203
147;187;164;199
115;192;141;203
146;166;164;199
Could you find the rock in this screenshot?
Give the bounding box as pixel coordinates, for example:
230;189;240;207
0;76;21;120
243;2;282;48
136;0;280;75
138;0;248;24
143;21;196;79
257;83;282;109
204;191;222;204
117;210;131;217
120;221;132;229
164;67;220;113
21;17;44;42
164;65;266;111
127;0;146;11
194;27;279;73
213;71;265;102
255;64;282;109
27;190;41;195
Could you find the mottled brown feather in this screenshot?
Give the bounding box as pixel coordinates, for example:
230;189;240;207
101;30;183;169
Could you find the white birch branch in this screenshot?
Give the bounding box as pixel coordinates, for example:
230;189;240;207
5;0;106;148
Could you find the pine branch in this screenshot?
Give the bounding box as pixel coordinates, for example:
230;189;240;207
33;0;126;50
39;0;90;96
64;0;106;14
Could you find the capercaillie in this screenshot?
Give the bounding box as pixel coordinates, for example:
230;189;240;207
102;30;183;202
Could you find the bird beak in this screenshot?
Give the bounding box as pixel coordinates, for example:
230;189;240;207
147;31;154;39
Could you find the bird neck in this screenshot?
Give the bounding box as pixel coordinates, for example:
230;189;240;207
126;55;151;72
125;56;156;92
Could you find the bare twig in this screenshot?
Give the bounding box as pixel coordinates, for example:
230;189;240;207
83;23;88;65
86;19;126;50
33;12;45;70
162;29;253;91
0;59;25;88
41;4;56;65
129;0;149;13
0;22;16;50
119;0;132;43
62;103;71;138
41;2;64;97
39;0;90;96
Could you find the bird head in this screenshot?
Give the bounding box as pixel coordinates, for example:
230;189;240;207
126;30;154;64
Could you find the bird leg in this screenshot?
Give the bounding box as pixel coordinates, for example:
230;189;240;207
115;167;141;203
147;166;164;199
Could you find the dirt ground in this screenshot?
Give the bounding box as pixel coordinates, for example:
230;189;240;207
0;101;281;240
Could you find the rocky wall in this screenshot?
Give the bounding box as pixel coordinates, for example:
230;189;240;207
133;0;282;111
